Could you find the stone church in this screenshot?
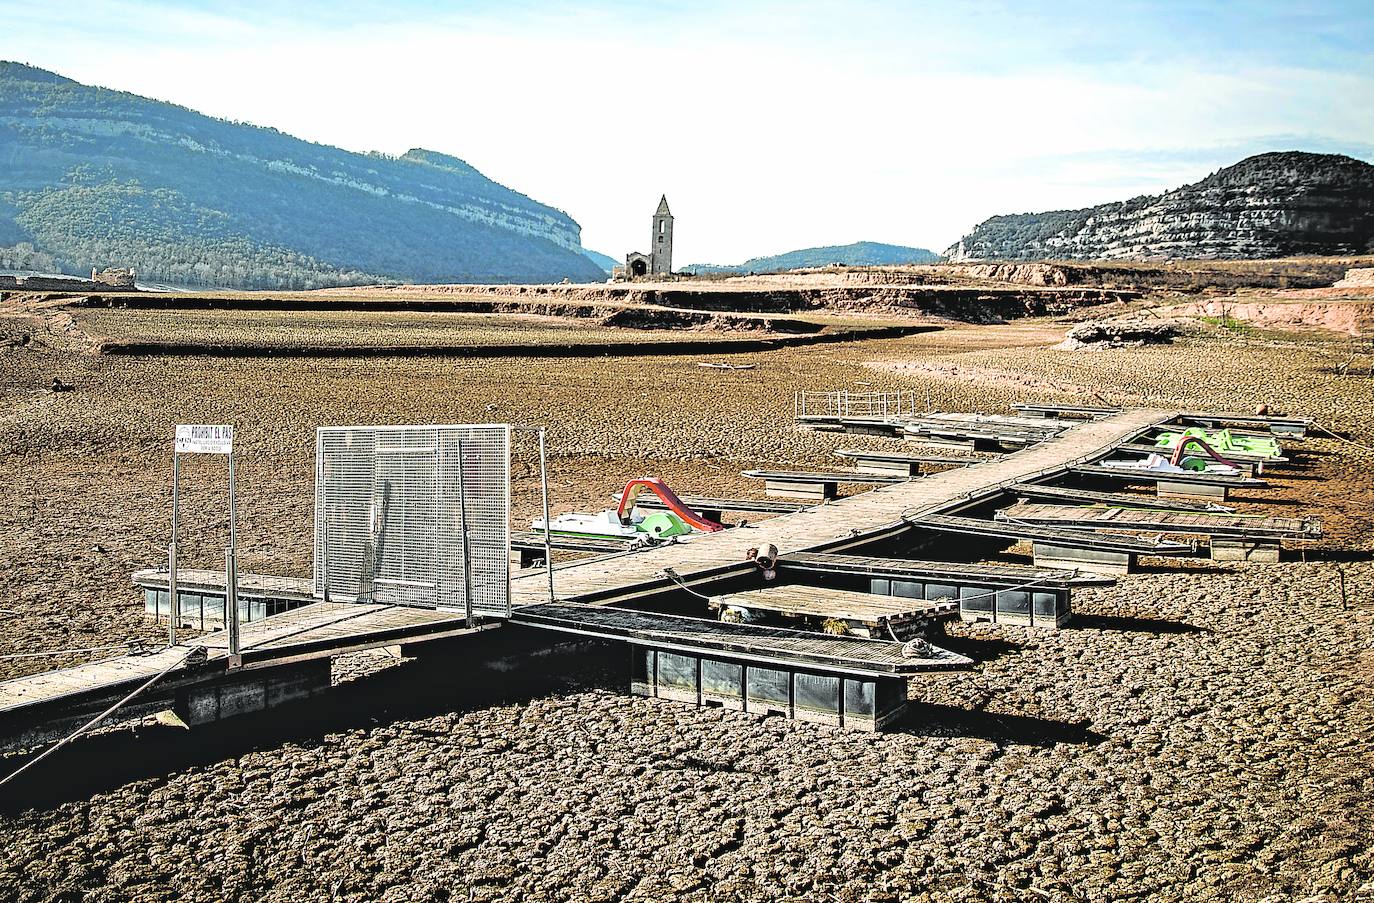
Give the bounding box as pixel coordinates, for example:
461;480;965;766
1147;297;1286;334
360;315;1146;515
614;196;673;280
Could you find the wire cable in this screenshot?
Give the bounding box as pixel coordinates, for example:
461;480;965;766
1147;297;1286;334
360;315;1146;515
0;644;204;791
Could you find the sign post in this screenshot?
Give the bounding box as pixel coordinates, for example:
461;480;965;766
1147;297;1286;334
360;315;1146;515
172;425;238;663
168;453;179;648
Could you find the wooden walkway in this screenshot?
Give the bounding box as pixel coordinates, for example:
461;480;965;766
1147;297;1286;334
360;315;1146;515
512;409;1174;607
0;602;486;720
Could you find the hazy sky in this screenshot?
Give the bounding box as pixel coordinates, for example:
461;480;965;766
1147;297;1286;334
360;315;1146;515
3;0;1372;263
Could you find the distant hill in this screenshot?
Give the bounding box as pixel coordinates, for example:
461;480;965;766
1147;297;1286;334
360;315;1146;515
945;151;1374;261
682;241;941;275
0;61;606;288
581;248;619;274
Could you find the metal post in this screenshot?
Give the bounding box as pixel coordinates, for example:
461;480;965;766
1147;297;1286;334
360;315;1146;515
456;440;474;628
539;428;554;605
226;449;240;662
168;450;179;647
318;452;330;603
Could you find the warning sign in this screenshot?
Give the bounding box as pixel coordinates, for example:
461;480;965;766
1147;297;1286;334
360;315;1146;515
175;424;234;455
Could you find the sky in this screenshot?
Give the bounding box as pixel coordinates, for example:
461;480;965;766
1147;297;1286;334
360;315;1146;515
2;0;1372;264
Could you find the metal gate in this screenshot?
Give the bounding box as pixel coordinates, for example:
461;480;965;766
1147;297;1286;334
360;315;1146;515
313;425;511;617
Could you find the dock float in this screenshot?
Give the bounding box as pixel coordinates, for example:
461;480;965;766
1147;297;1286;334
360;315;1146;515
906;513;1196;575
1003;482;1234;512
993;503;1319;562
1013;403;1310;438
506;603;973;731
900;415;1065;450
776;550;1112;626
794;415;907;437
133;567;315;630
0;602;496;751
1012;402;1121;419
1069;464;1267;501
509;530;640;567
708;585;958;640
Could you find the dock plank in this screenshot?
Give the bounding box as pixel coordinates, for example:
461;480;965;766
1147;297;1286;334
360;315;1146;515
710;585;956;624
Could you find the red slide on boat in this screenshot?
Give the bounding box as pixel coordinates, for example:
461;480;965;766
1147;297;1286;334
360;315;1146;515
616;477;725;532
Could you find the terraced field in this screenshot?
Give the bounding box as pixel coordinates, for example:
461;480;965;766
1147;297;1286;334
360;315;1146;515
73;308;719;349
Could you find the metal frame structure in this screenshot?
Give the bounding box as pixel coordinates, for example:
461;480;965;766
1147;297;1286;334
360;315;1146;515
313;424;512;619
794;390;917;419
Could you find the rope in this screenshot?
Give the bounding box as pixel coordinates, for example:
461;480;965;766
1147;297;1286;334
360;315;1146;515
661;568;714;601
1312;422;1374;455
0;644;204;791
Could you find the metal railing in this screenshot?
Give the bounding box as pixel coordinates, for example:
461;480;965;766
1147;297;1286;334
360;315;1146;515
794;390;918;420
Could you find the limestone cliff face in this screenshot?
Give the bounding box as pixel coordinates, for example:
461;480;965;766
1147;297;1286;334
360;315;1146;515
946;152;1374;261
0;62;605;288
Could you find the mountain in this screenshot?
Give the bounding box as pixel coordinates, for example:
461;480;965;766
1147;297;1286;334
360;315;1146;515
580;248;619;274
682;240;941;275
0;62;606;288
945;152;1374;262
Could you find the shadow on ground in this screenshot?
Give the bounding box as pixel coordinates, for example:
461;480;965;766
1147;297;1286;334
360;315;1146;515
1301;548;1374;563
1070;613;1209;635
0;634;618;813
902;702;1105;747
0;628;1076;811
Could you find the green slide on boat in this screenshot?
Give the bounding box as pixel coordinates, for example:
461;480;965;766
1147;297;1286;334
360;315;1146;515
1153;427;1282;459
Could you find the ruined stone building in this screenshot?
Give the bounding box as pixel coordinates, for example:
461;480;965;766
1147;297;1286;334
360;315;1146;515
91;266;136;288
615;196;673;280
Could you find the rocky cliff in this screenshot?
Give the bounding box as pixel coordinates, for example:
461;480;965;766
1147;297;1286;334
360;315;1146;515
946;152;1374;262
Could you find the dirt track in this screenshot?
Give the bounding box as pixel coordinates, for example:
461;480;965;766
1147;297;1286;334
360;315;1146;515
0;310;1371;900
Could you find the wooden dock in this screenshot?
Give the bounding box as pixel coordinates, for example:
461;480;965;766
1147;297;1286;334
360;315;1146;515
511;408;1175;607
506;604;969;676
0;408;1177;744
994;503;1321;541
778;551;1117;587
0;602;492;745
1004;482;1234;512
708;585;958;638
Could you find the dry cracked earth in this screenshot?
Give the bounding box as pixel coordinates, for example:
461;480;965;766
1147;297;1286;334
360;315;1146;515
0;311;1371;901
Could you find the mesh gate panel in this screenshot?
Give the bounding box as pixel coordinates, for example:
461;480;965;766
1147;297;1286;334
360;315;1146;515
314;425;511;616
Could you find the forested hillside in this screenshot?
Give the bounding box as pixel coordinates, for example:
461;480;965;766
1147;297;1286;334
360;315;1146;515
0;62;605;287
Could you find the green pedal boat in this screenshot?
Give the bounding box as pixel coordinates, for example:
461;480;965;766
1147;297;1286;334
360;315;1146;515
1153;427;1282;459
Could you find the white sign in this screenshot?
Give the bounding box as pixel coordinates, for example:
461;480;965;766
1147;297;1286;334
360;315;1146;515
176;424;234;455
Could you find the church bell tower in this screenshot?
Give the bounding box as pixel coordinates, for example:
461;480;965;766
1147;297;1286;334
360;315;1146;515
650;195;673;276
